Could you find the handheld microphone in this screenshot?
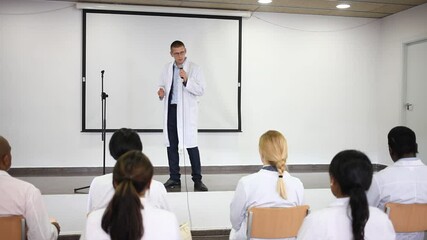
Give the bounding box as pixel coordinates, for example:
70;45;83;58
101;70;105;77
178;65;183;76
178;66;185;82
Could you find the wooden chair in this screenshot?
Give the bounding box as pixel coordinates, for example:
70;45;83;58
385;202;427;233
247;205;309;239
0;215;26;240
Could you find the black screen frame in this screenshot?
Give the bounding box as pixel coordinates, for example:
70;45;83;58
81;9;242;133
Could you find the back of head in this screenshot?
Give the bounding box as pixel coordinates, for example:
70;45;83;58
0;136;11;155
109;128;142;160
102;150;153;240
259;130;288;199
329;150;373;194
388;126;417;160
112;150;153;193
0;136;12;171
329;150;373;240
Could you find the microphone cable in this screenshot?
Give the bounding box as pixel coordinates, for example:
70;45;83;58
179;64;193;228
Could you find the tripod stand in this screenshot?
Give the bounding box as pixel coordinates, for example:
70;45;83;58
74;70;108;193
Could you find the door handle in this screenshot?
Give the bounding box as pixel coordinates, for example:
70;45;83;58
405;103;414;111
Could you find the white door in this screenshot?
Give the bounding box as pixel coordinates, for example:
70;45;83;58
404;39;427;164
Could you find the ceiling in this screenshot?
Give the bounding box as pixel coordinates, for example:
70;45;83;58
57;0;427;18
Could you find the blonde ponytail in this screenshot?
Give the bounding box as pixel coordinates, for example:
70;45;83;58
259;130;288;199
276;158;287;199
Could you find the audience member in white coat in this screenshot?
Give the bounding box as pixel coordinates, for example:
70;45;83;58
229;130;304;240
87;128;169;213
0;136;61;240
86;150;180;240
298;150;396;240
367;126;427;240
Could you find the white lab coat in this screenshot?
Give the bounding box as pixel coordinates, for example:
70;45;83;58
81;175;170;240
367;157;427;240
0;170;58;240
86;198;180;240
297;197;396;240
229;169;304;240
87;173;170;213
159;59;205;149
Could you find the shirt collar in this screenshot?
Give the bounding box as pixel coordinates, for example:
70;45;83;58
261;165;277;172
394;158;425;166
173;58;187;68
329;197;350;207
260;167;290;177
0;169;10;175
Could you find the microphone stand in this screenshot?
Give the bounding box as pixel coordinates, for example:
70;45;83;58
74;70;108;193
101;70;108;175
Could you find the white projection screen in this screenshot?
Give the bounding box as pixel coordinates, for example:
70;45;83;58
82;10;242;132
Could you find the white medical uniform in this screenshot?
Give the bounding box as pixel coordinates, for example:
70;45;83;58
0;170;58;240
159;59;205;149
297;197;396;240
85;198;180;240
87;173;169;213
229;168;304;240
367;157;427;240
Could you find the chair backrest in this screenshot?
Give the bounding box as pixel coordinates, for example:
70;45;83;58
385;202;427;233
247;205;309;239
0;215;26;240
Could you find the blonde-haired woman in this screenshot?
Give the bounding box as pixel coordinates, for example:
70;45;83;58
229;130;304;240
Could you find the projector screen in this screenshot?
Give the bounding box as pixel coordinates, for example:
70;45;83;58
82;9;242;132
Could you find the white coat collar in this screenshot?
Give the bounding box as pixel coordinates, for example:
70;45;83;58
0;170;10;177
259;168;290;177
329;197;350;208
393;158;425;167
173;58;188;69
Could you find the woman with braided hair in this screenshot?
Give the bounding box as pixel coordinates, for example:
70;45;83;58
85;150;180;240
297;150;395;240
229;130;304;240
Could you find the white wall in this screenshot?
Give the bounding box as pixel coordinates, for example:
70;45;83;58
1;2;426;168
241;13;381;165
375;3;427;165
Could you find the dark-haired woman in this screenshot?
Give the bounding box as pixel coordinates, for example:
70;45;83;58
86;150;180;240
297;150;395;240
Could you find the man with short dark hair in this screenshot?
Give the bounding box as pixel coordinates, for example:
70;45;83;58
87;128;169;213
157;40;208;192
0;136;60;240
367;126;427;240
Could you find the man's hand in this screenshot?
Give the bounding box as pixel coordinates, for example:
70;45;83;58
179;69;188;82
158;88;165;100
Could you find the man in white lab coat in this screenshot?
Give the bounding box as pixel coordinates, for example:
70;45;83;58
0;136;61;240
157;40;208;191
367;126;427;240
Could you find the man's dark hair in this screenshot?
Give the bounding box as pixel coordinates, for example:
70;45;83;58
388;126;417;159
170;40;185;50
109;128;142;160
